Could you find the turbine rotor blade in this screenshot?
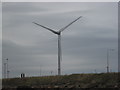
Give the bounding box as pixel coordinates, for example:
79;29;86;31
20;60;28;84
59;16;82;32
33;22;58;34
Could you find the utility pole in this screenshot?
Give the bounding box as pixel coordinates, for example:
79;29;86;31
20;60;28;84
6;58;9;78
106;49;114;73
50;71;53;76
3;58;8;79
107;49;109;73
4;63;7;79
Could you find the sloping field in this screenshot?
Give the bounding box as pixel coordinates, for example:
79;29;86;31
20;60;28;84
2;72;119;89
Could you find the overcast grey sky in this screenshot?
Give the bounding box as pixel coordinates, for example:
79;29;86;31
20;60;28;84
2;2;118;78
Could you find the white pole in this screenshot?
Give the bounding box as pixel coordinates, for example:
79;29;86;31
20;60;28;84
6;58;9;78
4;63;7;79
107;49;109;73
107;49;114;73
58;34;61;75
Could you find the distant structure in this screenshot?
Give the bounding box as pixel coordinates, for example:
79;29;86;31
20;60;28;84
3;63;7;78
21;73;25;78
50;71;53;75
6;58;9;78
33;16;82;75
106;49;114;73
3;58;9;78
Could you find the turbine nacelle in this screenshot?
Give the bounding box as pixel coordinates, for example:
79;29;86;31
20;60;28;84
52;31;61;35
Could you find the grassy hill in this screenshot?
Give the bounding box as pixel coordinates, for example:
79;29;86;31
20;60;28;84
2;72;119;88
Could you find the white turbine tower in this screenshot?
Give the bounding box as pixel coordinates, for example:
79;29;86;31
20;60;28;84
33;16;82;75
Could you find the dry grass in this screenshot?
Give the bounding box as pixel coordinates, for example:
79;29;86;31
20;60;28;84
2;72;119;88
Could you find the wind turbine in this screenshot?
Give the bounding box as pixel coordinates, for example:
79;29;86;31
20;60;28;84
33;16;82;75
